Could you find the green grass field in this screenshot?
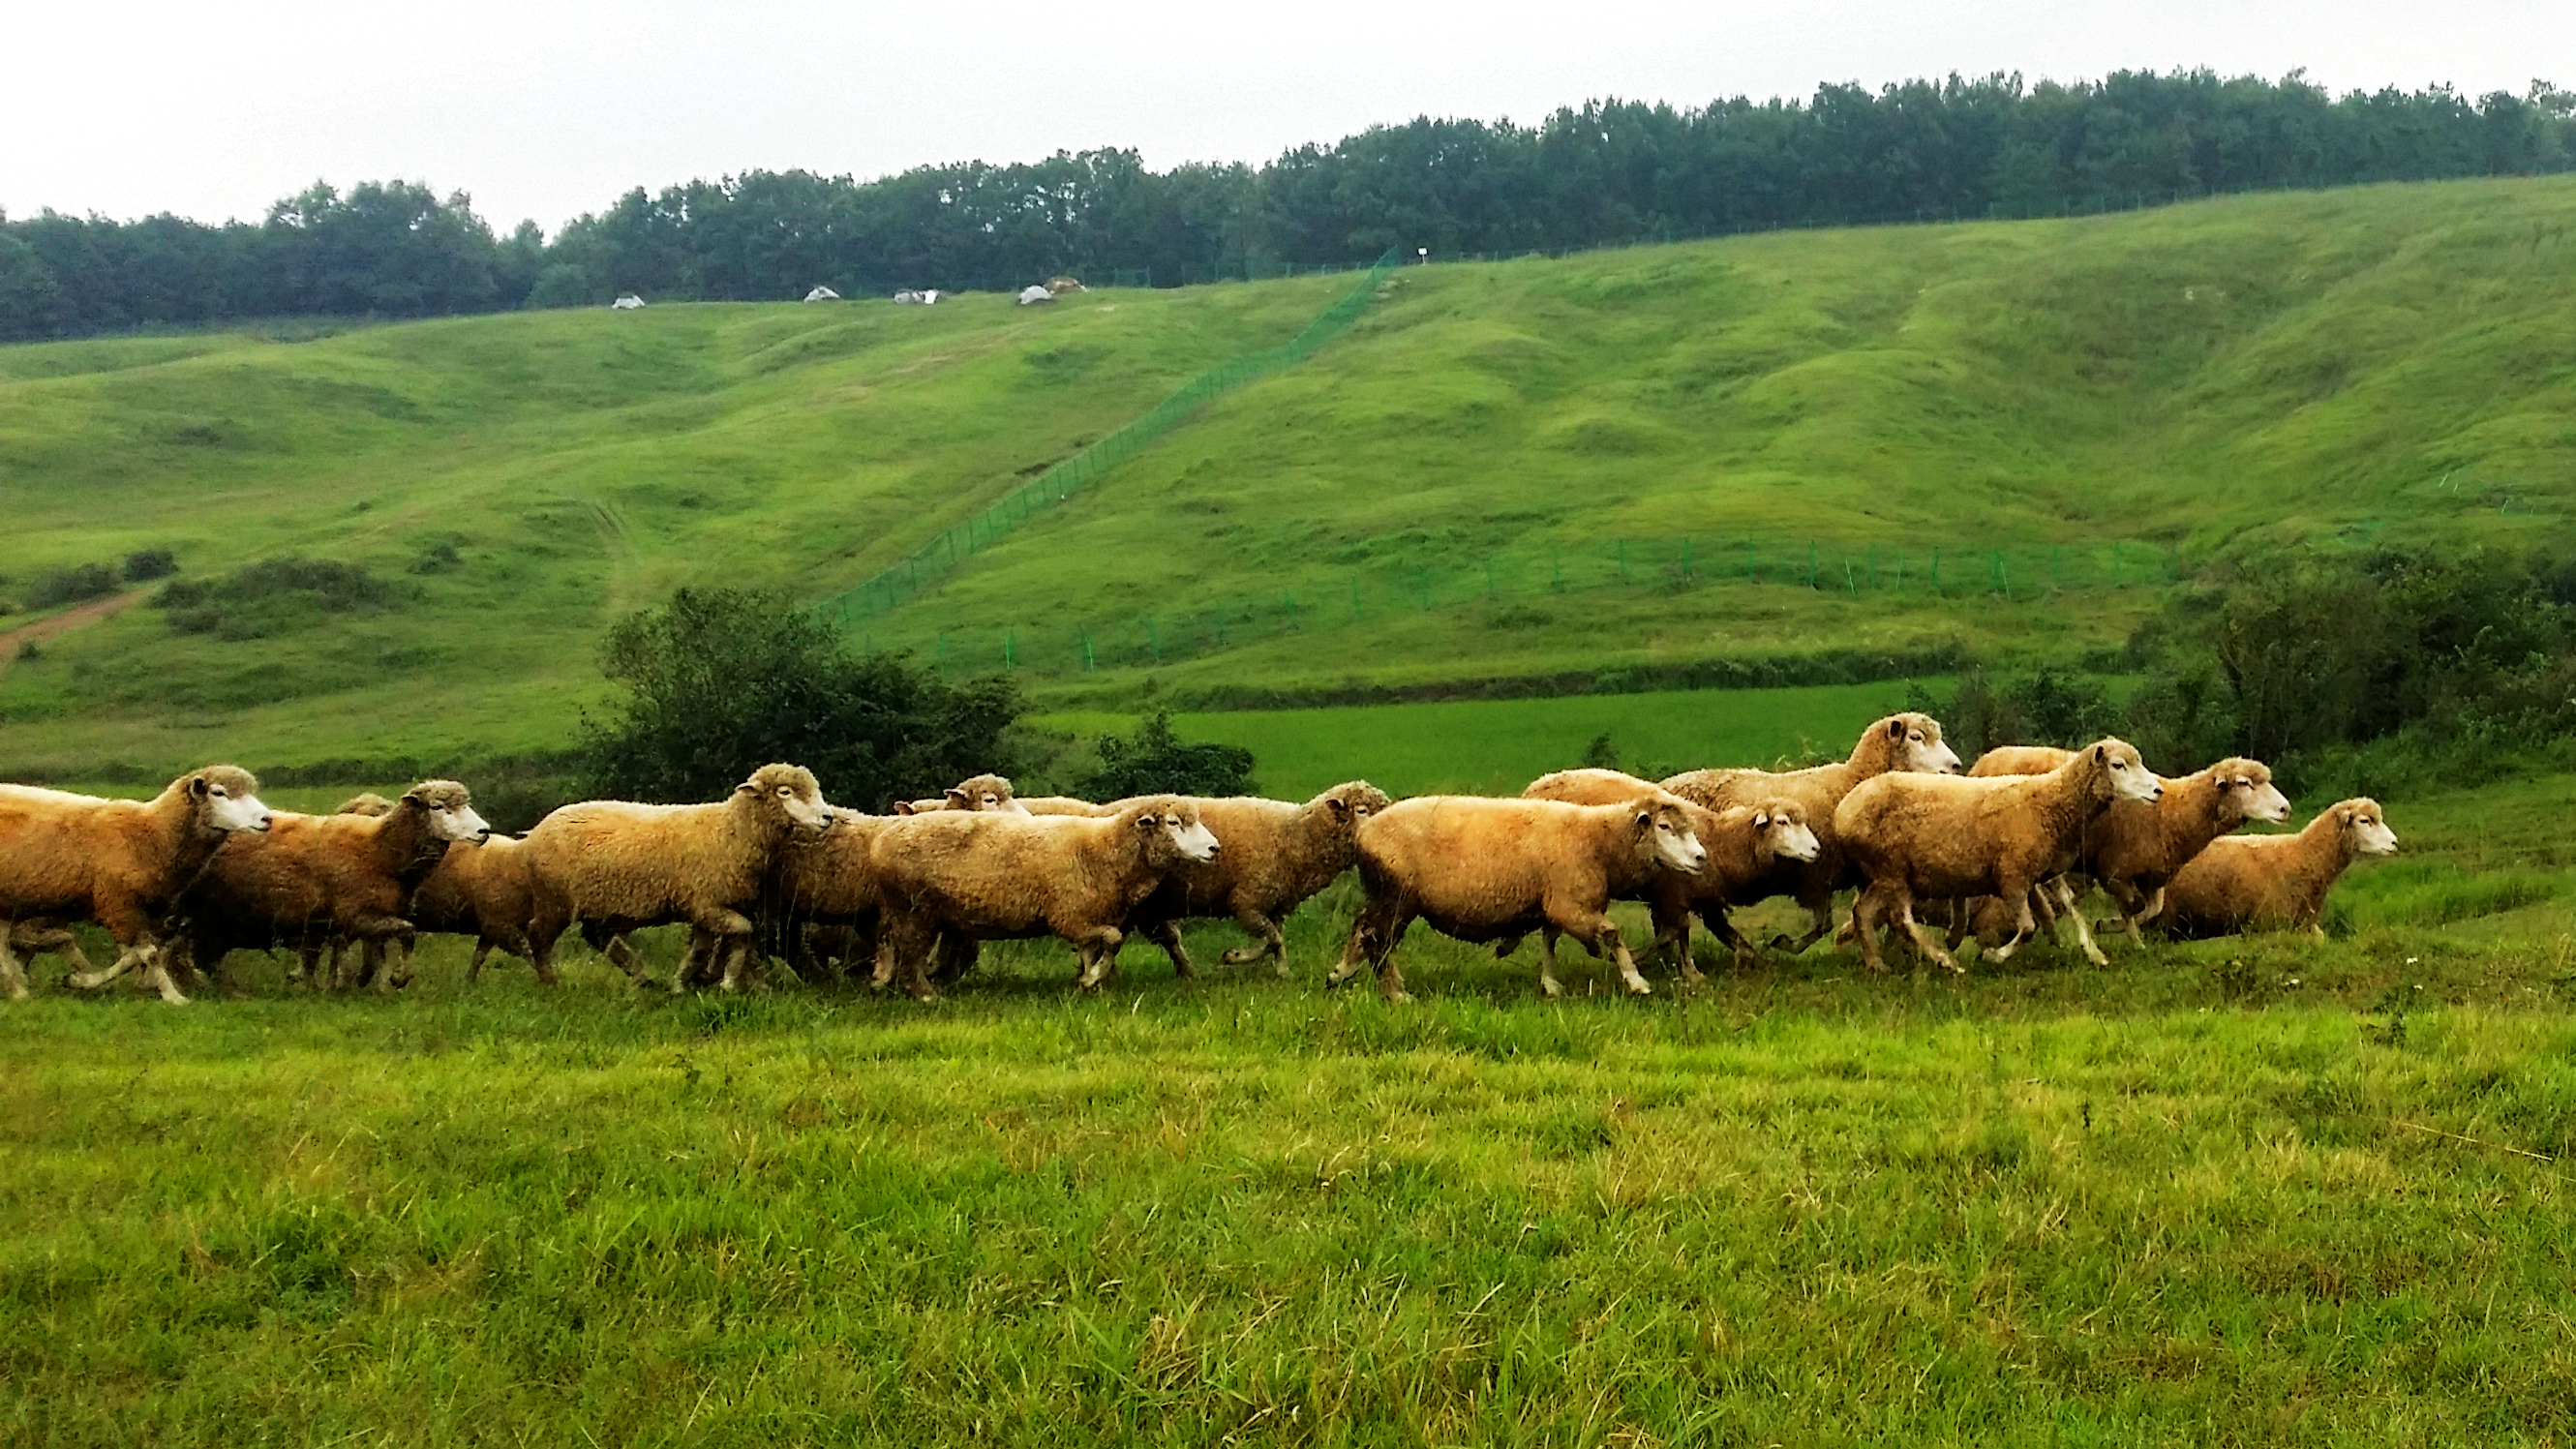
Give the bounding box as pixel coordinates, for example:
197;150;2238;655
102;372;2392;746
6;770;2573;1445
7;176;2576;775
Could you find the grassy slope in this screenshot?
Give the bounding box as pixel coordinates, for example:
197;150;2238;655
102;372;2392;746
5;769;2573;1445
4;177;2575;774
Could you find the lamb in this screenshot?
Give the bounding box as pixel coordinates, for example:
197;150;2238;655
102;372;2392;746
0;767;271;1004
167;781;492;993
2161;799;2398;939
519;763;836;991
866;798;1219;998
1327;794;1708;1002
1119;781;1392;979
1965;747;2290;945
1658;712;1960;952
1834;739;2161;974
1521;770;1821;975
409;835;548;983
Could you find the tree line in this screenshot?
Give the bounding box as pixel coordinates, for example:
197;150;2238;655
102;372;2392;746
5;69;2572;341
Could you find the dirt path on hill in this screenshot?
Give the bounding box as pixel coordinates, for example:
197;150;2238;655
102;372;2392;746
0;590;145;674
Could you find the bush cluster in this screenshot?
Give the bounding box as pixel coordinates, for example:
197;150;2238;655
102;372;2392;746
157;558;407;640
1082;710;1258;800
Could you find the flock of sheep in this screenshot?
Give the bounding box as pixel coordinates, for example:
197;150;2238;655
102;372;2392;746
0;712;2401;1006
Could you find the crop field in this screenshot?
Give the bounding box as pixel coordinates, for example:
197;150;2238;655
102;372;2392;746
7;175;2576;774
5;767;2573;1445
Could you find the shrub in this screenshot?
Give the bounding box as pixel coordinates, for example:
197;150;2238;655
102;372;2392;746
157;558;407;640
120;549;178;583
1082;709;1258;799
579;587;1029;809
28;563;117;609
1905;667;2118;762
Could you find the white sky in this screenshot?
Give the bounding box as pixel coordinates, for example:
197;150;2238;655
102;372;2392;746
6;0;2570;235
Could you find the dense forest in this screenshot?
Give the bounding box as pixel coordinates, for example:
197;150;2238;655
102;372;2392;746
4;69;2571;341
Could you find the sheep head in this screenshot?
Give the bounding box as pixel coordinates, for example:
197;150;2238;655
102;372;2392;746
1750;800;1821;863
1887;712;1962;774
404;780;492;843
1320;780;1392;830
2206;759;2290;825
1634;796;1707;875
2076;739;2160;803
738;763;834;833
944;773;1030;815
1127;797;1219;867
335;793;397;817
186;766;272;834
2332;799;2399;857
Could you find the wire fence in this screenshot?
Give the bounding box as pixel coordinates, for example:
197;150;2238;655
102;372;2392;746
833;534;2189;679
815;247;1403;626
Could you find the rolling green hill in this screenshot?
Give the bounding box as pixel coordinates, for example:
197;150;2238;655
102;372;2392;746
5;176;2574;777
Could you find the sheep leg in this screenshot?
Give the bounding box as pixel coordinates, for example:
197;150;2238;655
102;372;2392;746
1983;888;2039;965
70;939;152;990
388;931;417;989
1075;927;1129;991
718;932;760;993
466;939;496;982
600;933;653;987
1326;895;1406;995
138;941;191;1005
1596;921;1652;996
1692;903;1763;974
1535;928;1564;998
1849;887;1890;973
1142;919;1196;980
928;933;979;986
0;926;26;1002
2050;878;2110;965
1887;891;1962;974
1218;909;1288;978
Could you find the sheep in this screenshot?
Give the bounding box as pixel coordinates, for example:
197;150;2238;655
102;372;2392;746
1118;782;1392;979
1327;794;1709;1002
1521;770;1821;976
891;773;1033;817
1834;739;2162;974
1017;796;1116;817
0;767;271;1004
168;781;492;993
519;763;835;991
1658;712;1960;953
866;798;1219;998
407;834;549;983
1964;748;2291;946
2161;799;2398;939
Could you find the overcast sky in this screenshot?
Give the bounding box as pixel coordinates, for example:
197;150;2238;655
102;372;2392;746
8;0;2569;234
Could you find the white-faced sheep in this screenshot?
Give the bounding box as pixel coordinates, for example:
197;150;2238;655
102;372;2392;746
1659;712;1960;952
0;768;271;1004
1328;794;1708;1002
1965;747;2291;946
520;764;835;991
1834;739;2161;973
891;773;1033;817
168;781;492;993
866;798;1219;998
1119;782;1391;979
2161;799;2398;939
1520;769;1820;976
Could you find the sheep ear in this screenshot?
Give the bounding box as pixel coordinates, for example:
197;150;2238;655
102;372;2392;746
190;775;210;798
735;782;756;795
1887;719;1905;738
2094;744;2106;762
1754;810;1771;828
945;788;971;808
891;800;917;816
1135;813;1159;832
1327;797;1350;819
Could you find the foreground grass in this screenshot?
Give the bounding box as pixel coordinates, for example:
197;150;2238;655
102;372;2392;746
9;844;2575;1445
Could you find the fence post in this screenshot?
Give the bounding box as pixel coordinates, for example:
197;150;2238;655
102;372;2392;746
1992;550;2007;597
1351;578;1363;619
1745;540;1756;583
1284;592;1299;628
1682;537;1693;582
2051;545;2061;591
1081;632;1095;672
1486;558;1496;598
2168;542;2180;581
1846;559;1857;594
1147;616;1160;662
1617;540;1627;583
1868;544;1878;589
1808;541;1818;589
1005;630;1016;669
2110;542;2120;588
935;633;947;674
1552;548;1562;592
1416;573;1431;611
1932;548;1942;590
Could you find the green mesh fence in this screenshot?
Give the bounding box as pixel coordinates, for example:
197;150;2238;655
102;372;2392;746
818;247;1404;625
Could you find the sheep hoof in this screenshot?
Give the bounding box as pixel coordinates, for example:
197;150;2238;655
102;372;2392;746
1384;990;1414;1005
1538;978;1563;998
65;970;108;991
1624;979;1652;997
